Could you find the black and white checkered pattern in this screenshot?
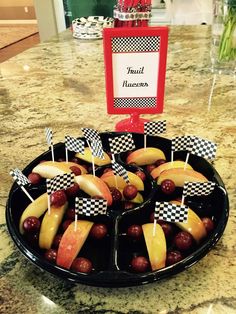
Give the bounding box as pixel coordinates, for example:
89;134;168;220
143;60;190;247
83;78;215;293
190;137;217;160
45;128;53;146
114;97;156;108
112;36;160;53
46;173;74;195
81;128;100;141
171;136;191;152
154;201;188;223
144;120;166;136
10;168;30;186
65;136;84;153
111;161;129;184
75;197;107;216
183;181;215;197
90;140;104;159
109;133;135;155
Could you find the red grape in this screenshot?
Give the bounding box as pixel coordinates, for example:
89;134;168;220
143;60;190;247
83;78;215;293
65;183;80;198
70;166;81;176
161;179;175;194
174;231;193;251
70;157;80;164
44;249;57;263
157;220;174;239
50;190;67;207
123;201;135;211
146;164;156;173
127;225;143;240
58;158;65;162
109;187;122;203
131;256;149;273
23;216;40;233
123;184;138;200
90;224;108;240
91;195;105;200
65;208;76;220
52;234;63;249
201;217;214;234
28;173;42;185
166;250;183;266
155;159;166;167
71;257;93;273
135;170;146;182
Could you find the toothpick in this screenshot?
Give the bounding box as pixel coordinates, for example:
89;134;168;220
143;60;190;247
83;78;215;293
171;150;174;164
181;195;185;206
111;154;118;189
65;148;69;163
184;152;190;170
74;211;78;232
153;219;157;236
47;195;51;215
144;134;147;149
51;144;55;162
21;186;34;202
87;140;95;177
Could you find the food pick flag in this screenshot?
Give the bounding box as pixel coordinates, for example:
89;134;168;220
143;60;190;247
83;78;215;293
46;172;74;214
108;133;135;158
90;139;104;160
45;127;54;162
181;181;216;205
10;168;34;202
81;127;100;141
171;135;191;163
153;201;188;236
190;137;217;160
65;135;85;162
75;197;107;217
111;160;130;184
144;120;166;149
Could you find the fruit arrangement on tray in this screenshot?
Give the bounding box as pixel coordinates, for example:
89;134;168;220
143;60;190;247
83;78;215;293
6;129;229;287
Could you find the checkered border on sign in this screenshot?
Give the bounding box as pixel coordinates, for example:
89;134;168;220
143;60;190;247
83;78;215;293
114;97;156;108
112;36;160;53
155;202;188;223
75;197;107;216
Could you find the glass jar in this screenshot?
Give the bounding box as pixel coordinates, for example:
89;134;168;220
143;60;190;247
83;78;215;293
211;0;236;74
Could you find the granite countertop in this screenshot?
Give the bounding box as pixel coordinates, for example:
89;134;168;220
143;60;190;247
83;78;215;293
0;26;236;314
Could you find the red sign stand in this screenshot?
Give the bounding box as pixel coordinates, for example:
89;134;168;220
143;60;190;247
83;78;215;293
103;27;168;133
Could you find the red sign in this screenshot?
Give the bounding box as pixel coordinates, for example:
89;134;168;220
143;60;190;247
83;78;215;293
103;27;168;116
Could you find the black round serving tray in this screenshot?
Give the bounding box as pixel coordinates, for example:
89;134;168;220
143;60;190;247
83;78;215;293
6;132;229;287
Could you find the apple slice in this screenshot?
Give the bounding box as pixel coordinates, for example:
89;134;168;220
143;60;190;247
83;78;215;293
56;220;94;269
151;161;193;179
32;161;87;179
171;201;207;243
142;223;166;271
157;168;208;187
100;171;144;191
74;174;112;206
126;147;166;166
19;193;48;234
76;147;111;166
39;202;68;250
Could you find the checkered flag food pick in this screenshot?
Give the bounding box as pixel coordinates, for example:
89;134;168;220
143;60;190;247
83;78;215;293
183;181;215;197
46;173;74;195
65;136;84;153
10;168;30;186
190;137;217;160
81;128;100;141
108;133;135;155
90;139;104;159
171;136;192;152
155;201;188;223
45;128;53;146
144;120;166;136
75;197;107;216
111;161;129;184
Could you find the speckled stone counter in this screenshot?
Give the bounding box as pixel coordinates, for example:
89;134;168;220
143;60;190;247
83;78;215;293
0;26;236;314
